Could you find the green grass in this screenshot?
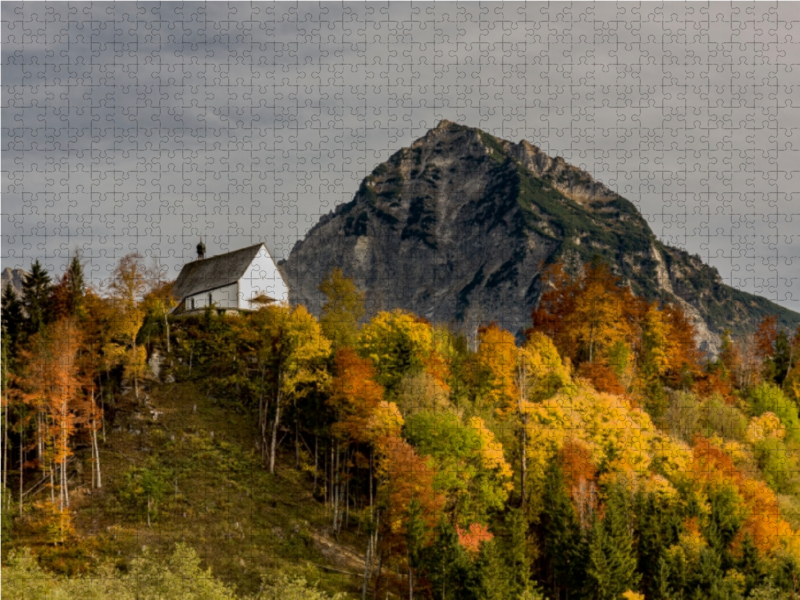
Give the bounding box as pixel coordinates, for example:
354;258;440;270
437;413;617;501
6;382;365;598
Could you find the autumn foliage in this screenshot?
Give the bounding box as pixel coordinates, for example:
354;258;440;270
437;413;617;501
5;256;800;600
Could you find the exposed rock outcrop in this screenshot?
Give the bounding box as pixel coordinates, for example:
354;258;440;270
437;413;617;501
1;267;27;298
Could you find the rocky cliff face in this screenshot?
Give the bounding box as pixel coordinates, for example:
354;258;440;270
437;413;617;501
1;267;27;299
281;121;800;354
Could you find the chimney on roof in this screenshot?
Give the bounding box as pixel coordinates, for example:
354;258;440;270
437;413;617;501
197;237;206;260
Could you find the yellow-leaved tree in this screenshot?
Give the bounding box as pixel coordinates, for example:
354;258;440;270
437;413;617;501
254;304;331;474
569;259;632;365
476;324;572;509
357;309;434;393
525;385;692;499
318;267;366;350
104;253;149;402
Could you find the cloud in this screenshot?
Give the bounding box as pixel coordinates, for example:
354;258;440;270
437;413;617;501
2;2;799;311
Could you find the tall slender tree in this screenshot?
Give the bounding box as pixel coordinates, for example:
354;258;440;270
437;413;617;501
50;254;87;321
106;253;149;401
539;460;588;599
21;260;53;334
585;487;641;600
2;282;25;348
319;267;365;350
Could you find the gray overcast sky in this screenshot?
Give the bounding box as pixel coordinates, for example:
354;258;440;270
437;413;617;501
3;2;800;312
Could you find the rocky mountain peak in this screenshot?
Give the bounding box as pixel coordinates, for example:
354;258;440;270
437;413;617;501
282;123;800;353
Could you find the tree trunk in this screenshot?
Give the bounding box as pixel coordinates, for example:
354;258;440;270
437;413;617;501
345;447;351;528
314;434;319;491
521;413;528;511
18;431;23;515
373;540;384;600
133;340;140;402
93;421;102;489
408;552;414;600
37;411;43;465
3;382;8;502
362;527;374;600
62;458;69;509
518;360;528;511
323;440;329;510
369;449;373;509
333;440;340;532
269;386;282;474
295;419;300;469
93;389;103;488
61;395;69;508
258;365;269;462
164;312;171;354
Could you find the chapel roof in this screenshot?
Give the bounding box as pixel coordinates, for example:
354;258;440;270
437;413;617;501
171;242;266;300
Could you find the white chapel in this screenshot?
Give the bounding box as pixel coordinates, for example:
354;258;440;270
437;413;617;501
171;242;289;315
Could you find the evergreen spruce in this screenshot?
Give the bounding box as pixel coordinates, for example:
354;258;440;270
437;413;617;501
585;487;640;600
773;330;792;387
540;461;588;599
704;485;744;569
21;260;52;334
418;518;477;600
737;535;766;595
475;539;513;600
633;491;682;598
65;255;86;318
652;556;674;600
1;282;25;347
505;507;532;596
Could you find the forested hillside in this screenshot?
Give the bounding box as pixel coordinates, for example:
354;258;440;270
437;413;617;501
3;253;800;599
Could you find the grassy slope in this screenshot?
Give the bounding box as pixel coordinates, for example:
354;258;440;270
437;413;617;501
7;381;366;598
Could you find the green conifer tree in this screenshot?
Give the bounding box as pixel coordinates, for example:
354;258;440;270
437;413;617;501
737;535;766;596
1;283;25;348
475;539;513;600
540;461;588;599
505;508;532;596
773;330;792;387
633;491;681;598
585;487;640;600
418;518;477;600
21;260;52;334
65;255;86;318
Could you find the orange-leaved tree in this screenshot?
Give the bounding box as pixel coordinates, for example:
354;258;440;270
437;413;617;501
661;302;702;388
532;258;634;367
691;436;795;556
15;319;88;542
570;259;632;365
377;434;444;598
328;347;401;533
531;260;581;360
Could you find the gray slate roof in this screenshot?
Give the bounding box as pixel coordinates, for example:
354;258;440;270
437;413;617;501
171;243;264;300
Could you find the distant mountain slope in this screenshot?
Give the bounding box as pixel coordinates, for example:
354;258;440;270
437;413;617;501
281;121;800;354
1;267;27;298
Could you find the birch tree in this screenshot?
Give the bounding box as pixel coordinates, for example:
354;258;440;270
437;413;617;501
105;253;149;401
255;304;331;474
